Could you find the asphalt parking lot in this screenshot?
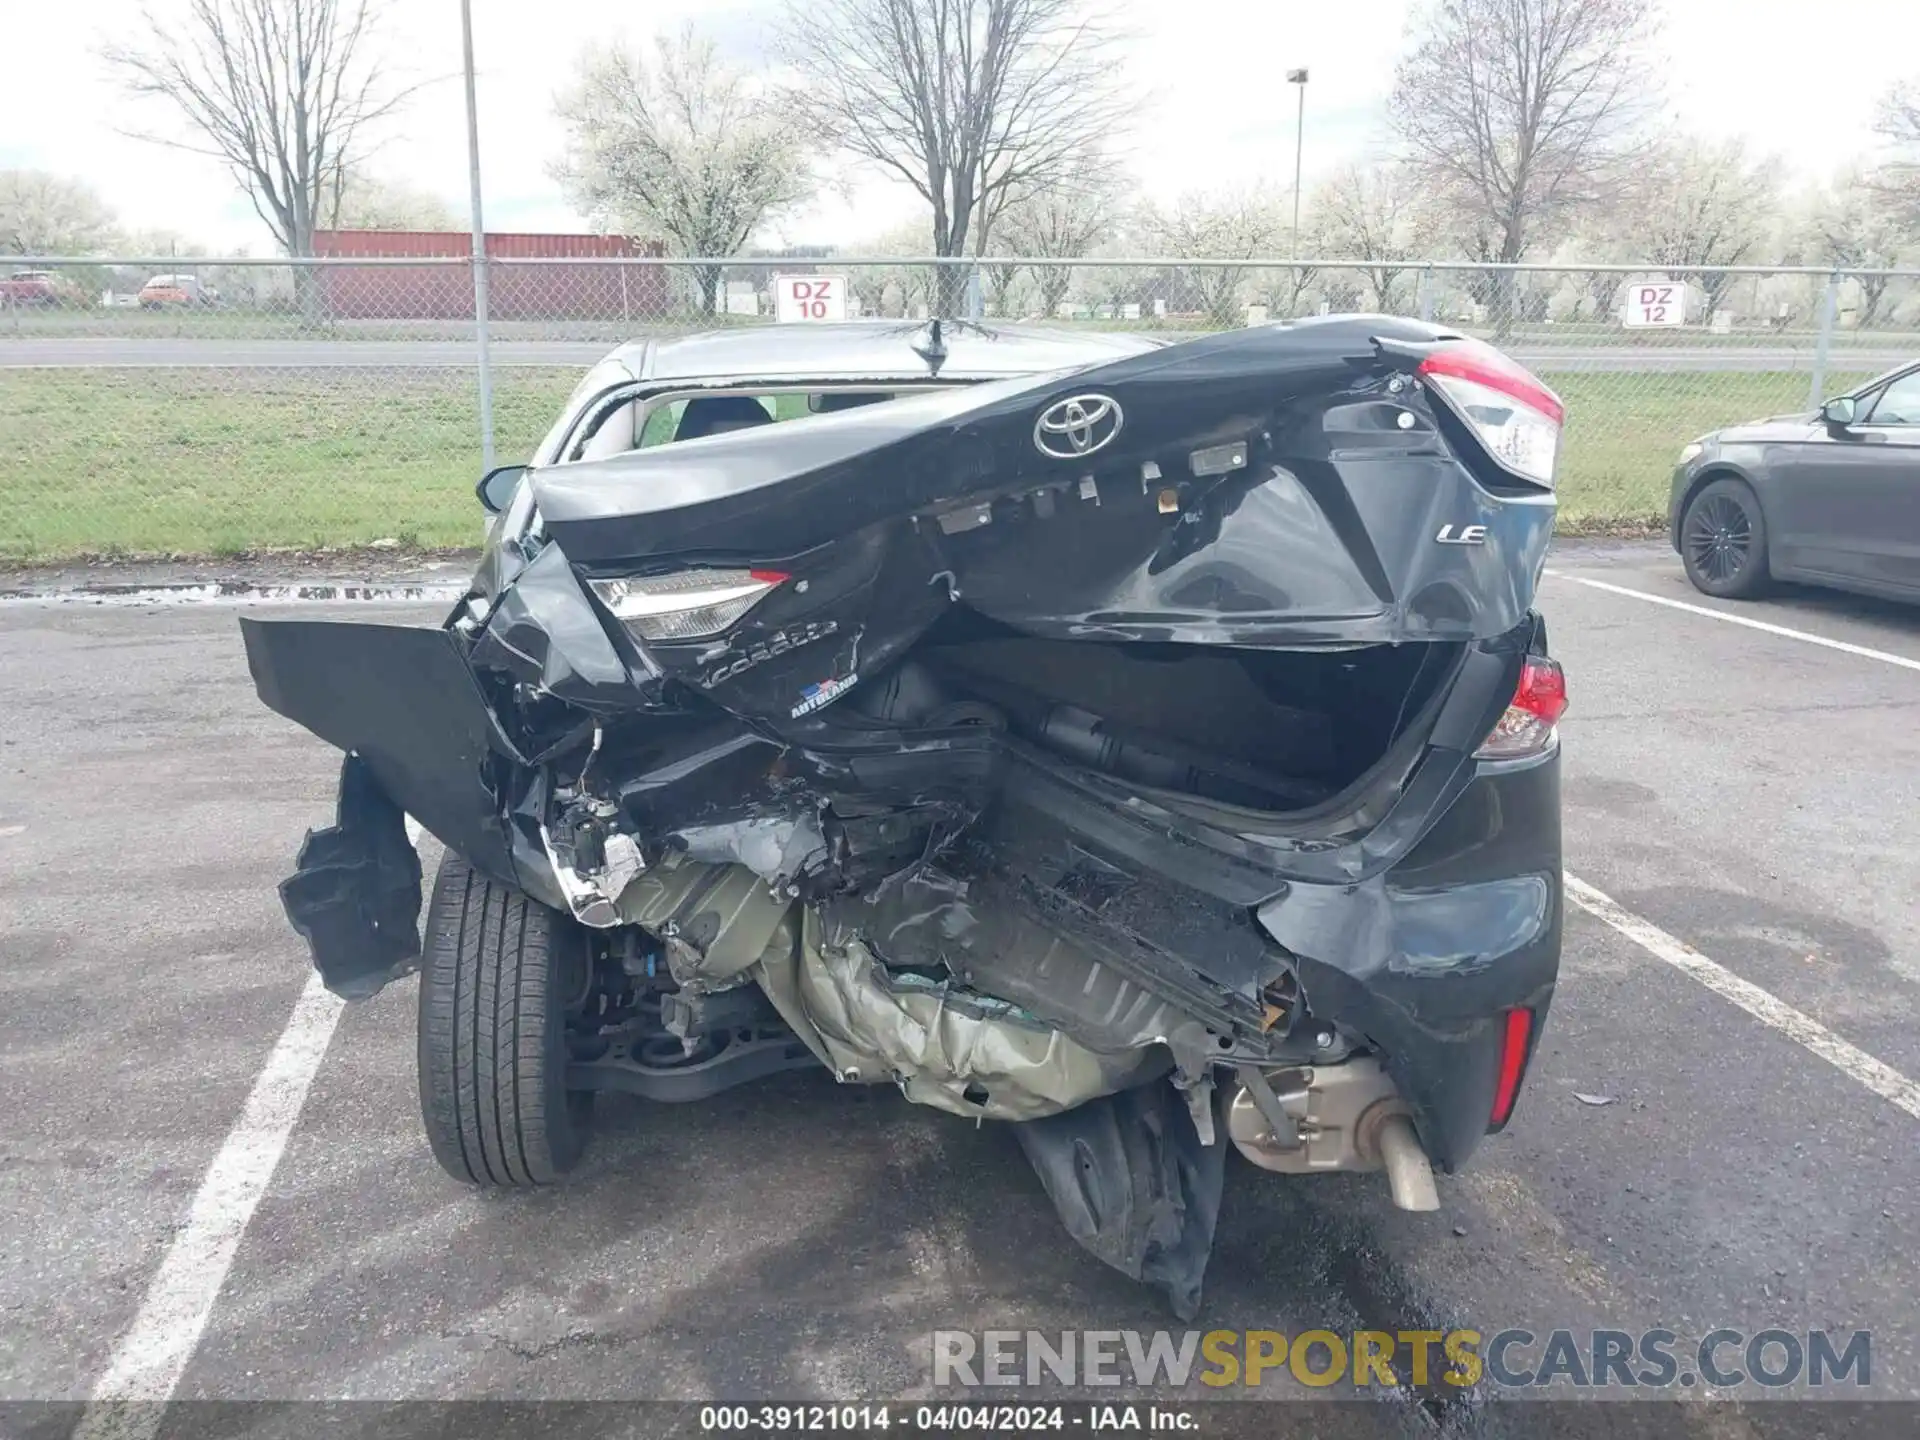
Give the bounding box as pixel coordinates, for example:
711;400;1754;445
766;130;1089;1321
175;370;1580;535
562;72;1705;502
2;539;1918;1434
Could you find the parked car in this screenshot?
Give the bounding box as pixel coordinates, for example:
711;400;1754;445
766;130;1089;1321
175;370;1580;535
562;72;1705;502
240;318;1567;1317
1670;360;1920;602
0;270;81;307
137;274;219;308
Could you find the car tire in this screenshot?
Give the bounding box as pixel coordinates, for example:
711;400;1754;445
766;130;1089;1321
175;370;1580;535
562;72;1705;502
417;852;594;1187
1680;477;1771;599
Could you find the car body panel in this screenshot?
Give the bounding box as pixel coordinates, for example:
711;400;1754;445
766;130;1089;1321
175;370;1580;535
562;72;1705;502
241;316;1566;1317
1670;361;1920;602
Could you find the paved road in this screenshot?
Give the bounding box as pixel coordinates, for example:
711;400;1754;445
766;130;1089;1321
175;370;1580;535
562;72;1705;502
2;335;1914;373
2;541;1918;1432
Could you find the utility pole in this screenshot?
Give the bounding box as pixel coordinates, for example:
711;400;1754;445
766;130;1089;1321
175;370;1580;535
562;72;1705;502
1287;68;1309;260
460;0;495;470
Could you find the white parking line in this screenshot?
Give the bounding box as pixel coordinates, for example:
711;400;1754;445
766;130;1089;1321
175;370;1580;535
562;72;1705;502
1566;874;1920;1123
71;972;345;1439
73;822;419;1434
1546;572;1920;674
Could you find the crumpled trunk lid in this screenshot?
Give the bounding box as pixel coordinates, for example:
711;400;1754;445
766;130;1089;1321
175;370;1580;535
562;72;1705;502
241;315;1565;1322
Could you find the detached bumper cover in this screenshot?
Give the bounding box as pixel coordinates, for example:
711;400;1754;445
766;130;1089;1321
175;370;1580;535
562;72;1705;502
278;754;423;1000
243;619;529;997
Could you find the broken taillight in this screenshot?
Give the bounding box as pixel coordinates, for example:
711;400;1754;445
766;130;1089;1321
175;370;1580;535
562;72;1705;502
589;568;788;642
1418;341;1565;487
1474;655;1567;761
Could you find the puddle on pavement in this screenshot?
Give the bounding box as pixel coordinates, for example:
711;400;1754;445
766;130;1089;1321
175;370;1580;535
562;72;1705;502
0;581;468;607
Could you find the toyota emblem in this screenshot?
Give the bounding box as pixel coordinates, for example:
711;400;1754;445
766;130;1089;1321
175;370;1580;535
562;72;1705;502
1034;393;1124;458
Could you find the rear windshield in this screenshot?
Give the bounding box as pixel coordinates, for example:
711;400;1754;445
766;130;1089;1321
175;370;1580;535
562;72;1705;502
636;390;897;448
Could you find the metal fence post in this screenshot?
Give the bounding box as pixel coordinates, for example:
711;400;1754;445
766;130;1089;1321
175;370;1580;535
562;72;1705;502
1808;271;1839;411
460;0;496;472
1418;265;1435;322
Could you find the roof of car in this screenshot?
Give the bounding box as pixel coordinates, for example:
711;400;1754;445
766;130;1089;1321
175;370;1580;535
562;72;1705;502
606;320;1168;385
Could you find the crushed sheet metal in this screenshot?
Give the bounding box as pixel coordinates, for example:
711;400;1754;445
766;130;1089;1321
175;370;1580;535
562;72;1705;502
539;822;627;928
752;912;1164;1122
618;856;797;989
670;814;829;884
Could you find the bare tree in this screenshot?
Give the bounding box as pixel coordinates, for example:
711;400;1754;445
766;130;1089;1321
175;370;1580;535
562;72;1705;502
1389;0;1659;327
1142;188;1289;327
0;171;119;255
101;0;410;274
1310;160;1438;312
553;26;814;316
781;0;1130;315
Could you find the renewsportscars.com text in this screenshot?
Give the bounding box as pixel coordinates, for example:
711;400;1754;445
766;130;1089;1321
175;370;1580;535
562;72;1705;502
931;1328;1872;1390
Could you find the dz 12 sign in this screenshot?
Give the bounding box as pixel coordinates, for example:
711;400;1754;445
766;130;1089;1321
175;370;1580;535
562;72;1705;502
1623;282;1685;328
775;275;848;323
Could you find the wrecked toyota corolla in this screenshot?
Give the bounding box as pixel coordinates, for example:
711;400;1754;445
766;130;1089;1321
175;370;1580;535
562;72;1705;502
241;316;1566;1318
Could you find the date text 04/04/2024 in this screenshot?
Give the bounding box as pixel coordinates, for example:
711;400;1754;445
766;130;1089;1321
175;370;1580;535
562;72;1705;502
697;1405;1199;1433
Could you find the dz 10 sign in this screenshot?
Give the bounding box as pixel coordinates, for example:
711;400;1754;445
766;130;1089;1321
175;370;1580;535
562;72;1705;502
775;275;848;323
1623;282;1686;328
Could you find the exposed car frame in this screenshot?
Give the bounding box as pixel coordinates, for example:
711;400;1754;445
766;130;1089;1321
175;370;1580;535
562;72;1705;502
243;318;1567;1317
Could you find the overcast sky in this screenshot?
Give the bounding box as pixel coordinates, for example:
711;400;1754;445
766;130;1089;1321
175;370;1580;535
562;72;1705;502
3;0;1915;254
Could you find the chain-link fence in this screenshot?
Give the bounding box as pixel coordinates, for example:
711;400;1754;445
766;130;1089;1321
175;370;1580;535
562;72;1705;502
4;255;1917;560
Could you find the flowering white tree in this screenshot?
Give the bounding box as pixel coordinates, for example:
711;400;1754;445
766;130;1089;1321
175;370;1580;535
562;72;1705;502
991;179;1125;318
323;171;457;232
1144;188;1292;326
0;171;119;255
1805;173;1910;327
1310;161;1438;312
1874;80;1920;229
552;26;814;314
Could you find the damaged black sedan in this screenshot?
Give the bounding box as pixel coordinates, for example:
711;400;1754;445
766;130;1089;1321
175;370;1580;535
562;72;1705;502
242;317;1568;1317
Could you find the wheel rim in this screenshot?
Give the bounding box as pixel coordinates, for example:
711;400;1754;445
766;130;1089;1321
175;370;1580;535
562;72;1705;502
1685;493;1753;583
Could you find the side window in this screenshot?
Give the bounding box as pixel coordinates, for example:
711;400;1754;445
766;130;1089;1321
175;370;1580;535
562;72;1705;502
1865;373;1920;426
638;400;688;448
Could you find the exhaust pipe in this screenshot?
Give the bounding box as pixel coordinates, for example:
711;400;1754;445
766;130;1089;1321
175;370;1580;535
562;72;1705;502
1225;1057;1441;1212
1372;1112;1440;1212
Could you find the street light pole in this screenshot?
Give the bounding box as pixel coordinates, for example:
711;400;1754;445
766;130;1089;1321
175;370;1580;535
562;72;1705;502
1287;69;1309;261
460;0;496;470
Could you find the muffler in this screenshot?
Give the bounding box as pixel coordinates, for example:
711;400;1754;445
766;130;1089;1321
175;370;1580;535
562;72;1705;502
1225;1057;1440;1212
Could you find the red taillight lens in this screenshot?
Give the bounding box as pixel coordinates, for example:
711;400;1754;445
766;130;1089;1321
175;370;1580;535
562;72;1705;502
1474;655;1567;761
588;568;789;642
1489;1007;1534;1127
1418;340;1564;487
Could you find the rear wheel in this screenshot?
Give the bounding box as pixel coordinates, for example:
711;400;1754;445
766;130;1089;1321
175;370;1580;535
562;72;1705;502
1680;477;1771;598
417;853;594;1186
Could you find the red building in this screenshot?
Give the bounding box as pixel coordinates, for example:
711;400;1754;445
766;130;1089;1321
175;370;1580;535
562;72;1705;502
311;231;669;320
